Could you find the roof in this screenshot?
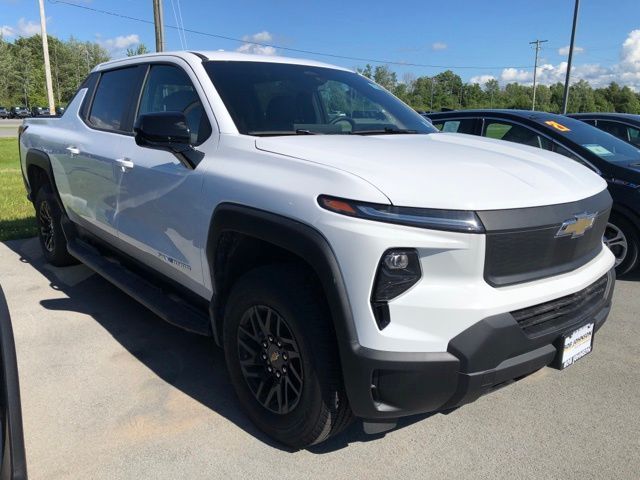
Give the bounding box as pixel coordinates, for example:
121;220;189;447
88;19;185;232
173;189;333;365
94;50;351;73
568;112;640;120
426;109;567;121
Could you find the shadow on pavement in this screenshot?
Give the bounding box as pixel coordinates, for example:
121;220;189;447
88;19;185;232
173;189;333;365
6;237;435;453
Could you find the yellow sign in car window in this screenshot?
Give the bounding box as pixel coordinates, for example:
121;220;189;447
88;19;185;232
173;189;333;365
545;120;571;132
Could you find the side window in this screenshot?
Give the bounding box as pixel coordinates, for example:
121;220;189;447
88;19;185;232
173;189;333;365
483;120;551;150
89;67;142;132
627;125;640;147
433;119;476;134
597;120;629;142
138;64;212;145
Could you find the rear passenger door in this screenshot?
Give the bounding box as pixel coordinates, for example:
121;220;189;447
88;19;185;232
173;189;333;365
62;66;145;242
115;62;215;297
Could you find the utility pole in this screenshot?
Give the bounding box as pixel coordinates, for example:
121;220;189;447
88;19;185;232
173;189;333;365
562;0;580;114
153;0;165;52
529;39;547;111
38;0;55;114
430;78;435;111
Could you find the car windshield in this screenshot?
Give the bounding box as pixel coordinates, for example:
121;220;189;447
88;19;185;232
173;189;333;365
204;61;436;136
533;115;640;164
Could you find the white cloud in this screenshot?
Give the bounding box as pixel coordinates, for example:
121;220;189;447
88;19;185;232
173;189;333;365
501;67;533;83
431;42;447;51
100;34;140;50
0;25;14;37
0;18;42;38
236;31;277;56
620;29;640;71
469;74;496;85
97;34;141;57
488;30;640;91
558;45;584;56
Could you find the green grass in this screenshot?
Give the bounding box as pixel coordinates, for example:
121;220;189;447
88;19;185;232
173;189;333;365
0;138;37;241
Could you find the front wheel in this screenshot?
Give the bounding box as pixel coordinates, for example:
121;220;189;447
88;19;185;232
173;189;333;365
223;265;352;449
604;213;639;276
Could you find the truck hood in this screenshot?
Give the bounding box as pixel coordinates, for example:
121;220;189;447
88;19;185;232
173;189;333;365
255;133;607;210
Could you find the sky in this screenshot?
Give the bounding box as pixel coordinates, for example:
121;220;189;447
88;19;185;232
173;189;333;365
1;0;639;89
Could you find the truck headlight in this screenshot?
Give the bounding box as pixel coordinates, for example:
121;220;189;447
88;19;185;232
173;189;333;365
318;195;484;233
371;248;421;330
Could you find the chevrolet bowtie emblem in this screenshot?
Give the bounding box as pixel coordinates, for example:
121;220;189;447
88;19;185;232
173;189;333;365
556;213;596;239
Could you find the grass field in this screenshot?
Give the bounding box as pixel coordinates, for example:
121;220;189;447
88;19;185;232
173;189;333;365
0;138;37;241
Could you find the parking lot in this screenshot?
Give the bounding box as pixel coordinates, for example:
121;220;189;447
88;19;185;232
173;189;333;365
0;237;637;479
0;120;21;138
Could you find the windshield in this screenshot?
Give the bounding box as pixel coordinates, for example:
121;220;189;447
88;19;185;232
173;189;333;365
533;115;640;164
204;61;436;136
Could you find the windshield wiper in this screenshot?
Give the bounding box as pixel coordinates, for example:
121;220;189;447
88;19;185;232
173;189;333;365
247;129;318;137
350;127;419;135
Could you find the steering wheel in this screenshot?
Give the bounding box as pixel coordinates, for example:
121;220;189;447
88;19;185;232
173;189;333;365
330;116;356;131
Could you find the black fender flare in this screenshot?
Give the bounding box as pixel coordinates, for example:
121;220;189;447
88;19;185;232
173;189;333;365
24;149;59;203
206;203;359;348
24;148;70;221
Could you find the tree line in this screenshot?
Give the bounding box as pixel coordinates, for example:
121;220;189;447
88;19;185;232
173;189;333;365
0;35;149;108
358;64;640;114
1;34;638;115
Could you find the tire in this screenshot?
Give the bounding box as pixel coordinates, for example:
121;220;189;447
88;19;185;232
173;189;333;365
604;212;639;277
223;264;353;449
34;185;77;267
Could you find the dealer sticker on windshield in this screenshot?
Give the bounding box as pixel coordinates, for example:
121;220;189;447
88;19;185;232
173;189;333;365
583;144;613;156
559;323;594;369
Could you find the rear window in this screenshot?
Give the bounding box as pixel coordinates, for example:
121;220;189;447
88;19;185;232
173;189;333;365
89;67;142;133
533;115;640;164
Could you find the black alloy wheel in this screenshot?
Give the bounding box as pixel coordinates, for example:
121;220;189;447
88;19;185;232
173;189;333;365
237;305;304;415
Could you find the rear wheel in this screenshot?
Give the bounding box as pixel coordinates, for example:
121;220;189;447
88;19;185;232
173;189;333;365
604;213;639;276
223;265;352;448
35;185;77;267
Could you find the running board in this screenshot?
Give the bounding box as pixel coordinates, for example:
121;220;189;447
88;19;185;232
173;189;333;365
66;238;212;336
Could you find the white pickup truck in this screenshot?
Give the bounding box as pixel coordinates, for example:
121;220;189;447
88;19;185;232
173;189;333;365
19;51;615;448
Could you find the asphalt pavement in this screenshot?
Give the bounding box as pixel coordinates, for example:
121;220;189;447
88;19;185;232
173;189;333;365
1;237;638;479
0;119;21;137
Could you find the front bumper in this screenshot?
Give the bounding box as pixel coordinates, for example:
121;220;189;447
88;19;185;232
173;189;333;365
341;268;615;421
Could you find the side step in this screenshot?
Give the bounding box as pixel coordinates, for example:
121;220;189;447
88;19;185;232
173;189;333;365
66;238;212;336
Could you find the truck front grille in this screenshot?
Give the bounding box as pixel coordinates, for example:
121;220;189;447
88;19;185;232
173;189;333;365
511;273;611;337
478;190;612;287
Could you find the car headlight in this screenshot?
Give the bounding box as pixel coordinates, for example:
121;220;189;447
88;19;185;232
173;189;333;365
318;195;484;233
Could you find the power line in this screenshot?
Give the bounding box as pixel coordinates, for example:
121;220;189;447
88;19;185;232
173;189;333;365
176;0;187;49
529;39;547;111
48;0;534;70
168;0;185;49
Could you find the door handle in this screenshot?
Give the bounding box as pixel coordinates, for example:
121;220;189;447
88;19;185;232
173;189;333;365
115;158;134;172
66;146;80;155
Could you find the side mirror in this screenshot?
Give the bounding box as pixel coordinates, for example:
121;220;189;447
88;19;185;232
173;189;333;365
134;111;191;150
134;112;203;168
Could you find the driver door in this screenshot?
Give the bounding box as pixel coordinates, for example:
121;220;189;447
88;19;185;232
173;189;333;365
115;62;214;297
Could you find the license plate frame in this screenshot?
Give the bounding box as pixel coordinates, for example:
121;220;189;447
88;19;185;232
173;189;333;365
554;323;594;370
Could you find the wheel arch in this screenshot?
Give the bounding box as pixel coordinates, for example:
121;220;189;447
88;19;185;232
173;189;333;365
611;202;640;232
205;203;358;353
24;149;59;203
